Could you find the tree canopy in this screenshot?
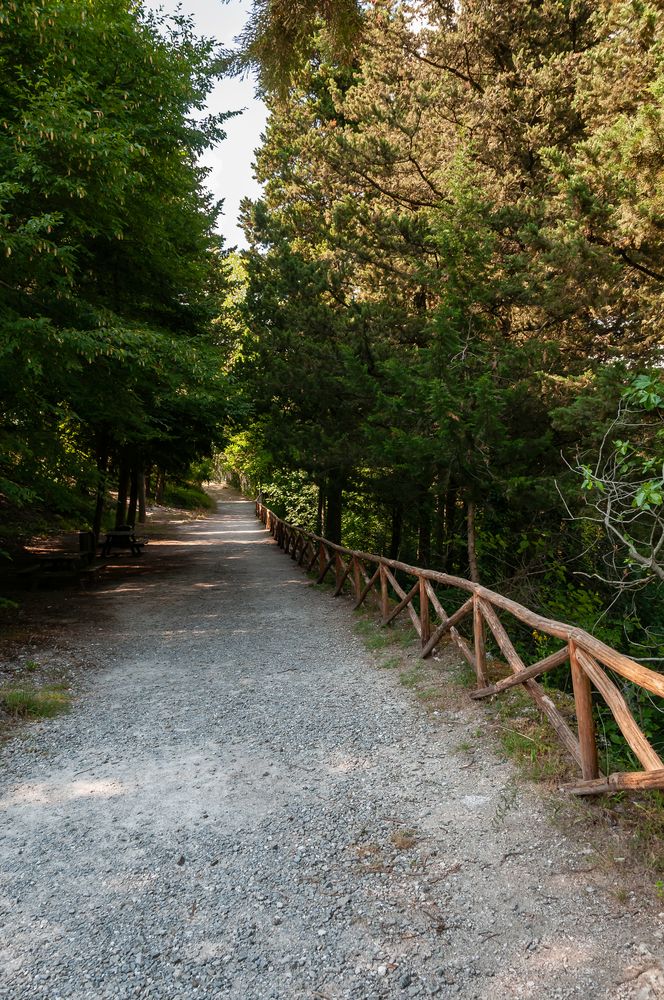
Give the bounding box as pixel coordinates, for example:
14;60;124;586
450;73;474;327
229;0;363;95
0;0;236;527
229;0;664;667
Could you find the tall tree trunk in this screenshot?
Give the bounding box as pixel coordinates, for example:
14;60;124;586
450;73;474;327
316;482;324;536
417;497;431;567
155;469;165;503
444;485;457;572
92;432;109;543
467;499;480;583
433;469;450;569
115;453;130;528
137;461;147;524
324;474;343;544
127;464;139;527
388;502;403;561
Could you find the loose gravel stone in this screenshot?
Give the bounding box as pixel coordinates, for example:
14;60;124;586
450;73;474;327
1;487;663;998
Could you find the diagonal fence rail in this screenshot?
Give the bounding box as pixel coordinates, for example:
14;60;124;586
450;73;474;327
256;500;664;796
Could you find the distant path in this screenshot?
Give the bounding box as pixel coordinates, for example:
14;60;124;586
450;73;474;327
0;485;662;1000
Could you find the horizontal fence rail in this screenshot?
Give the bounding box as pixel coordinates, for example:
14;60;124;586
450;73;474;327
256;501;664;797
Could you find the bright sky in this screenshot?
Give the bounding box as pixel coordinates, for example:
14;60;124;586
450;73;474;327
146;0;268;249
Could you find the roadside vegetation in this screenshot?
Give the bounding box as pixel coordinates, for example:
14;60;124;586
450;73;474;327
0;684;71;721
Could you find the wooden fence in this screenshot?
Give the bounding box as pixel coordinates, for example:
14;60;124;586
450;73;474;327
256;500;664;796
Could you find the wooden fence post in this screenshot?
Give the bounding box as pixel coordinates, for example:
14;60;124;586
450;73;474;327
380;563;390;622
569;640;600;780
353;556;362;603
473;593;488;687
419;576;430;648
319;542;327;579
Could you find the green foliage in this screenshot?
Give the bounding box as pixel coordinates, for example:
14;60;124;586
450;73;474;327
225;1;664;770
625;375;664;413
0;685;70;719
0;0;235;527
597;679;664;774
162;482;214;512
229;0;363;96
261;472;320;529
342;487;391;553
571;372;664;588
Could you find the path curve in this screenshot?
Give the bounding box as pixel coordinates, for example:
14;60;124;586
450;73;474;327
1;486;662;1000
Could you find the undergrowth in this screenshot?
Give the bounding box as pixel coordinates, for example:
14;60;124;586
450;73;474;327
0;684;71;719
162;481;214;511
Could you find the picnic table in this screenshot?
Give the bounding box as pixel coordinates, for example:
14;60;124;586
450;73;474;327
100;526;148;557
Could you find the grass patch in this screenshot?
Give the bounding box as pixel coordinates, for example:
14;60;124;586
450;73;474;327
354;614;420;652
399;665;423;689
389;625;420;648
0;684;71;719
474;671;576;783
378;654;402;670
453;659;477;688
419;685;442;701
162;482;214;511
354;619;392;651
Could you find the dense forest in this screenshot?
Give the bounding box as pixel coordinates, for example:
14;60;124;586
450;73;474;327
2;1;664;684
227;0;664;674
0;0;236;536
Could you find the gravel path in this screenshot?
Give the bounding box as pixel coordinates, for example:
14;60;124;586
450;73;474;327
1;486;664;1000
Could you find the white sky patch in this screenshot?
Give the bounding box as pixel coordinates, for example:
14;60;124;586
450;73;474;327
144;0;268;249
403;0;434;33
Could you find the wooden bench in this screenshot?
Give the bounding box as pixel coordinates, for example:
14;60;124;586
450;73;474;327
101;527;148;557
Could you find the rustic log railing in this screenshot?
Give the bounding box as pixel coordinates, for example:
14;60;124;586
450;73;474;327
256;500;664;797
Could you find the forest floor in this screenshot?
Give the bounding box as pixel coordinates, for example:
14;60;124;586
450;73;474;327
1;485;663;1000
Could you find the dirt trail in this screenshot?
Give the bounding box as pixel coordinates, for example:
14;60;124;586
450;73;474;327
1;485;663;1000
